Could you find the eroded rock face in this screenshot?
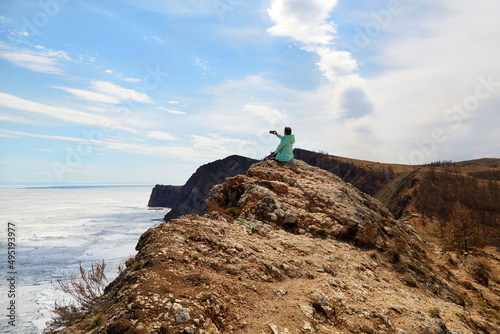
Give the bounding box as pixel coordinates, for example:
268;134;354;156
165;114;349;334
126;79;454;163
207;159;394;248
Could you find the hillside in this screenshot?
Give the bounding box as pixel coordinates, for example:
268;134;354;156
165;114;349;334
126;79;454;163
55;159;500;334
293;150;500;247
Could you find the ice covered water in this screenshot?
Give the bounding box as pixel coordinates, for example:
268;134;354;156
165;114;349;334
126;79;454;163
0;185;168;333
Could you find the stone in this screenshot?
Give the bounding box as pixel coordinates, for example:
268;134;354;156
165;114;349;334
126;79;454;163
269;323;279;334
172;303;191;323
183;326;197;334
361;324;374;333
300;304;314;320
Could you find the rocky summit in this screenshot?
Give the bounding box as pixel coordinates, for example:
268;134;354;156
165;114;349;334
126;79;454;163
58;160;500;334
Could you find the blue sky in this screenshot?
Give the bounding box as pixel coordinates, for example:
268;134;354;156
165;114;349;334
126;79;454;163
0;0;499;184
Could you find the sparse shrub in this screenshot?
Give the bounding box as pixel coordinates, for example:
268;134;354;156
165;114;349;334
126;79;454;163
316;227;329;238
132;260;143;272
125;256;135;268
402;274;418;287
45;260;108;332
90;312;104;328
169;297;176;303
228;207;240;217
355;225;378;246
444;203;484;253
311;319;318;330
472;258;491;286
202;277;211;285
192;254;199;260
429;307;441;318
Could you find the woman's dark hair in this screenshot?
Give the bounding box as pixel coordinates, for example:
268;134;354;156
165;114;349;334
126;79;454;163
284;127;292;135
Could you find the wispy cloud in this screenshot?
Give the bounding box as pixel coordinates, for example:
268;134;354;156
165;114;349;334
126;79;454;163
192;56;213;76
52;86;121;104
244;104;285;124
147;131;178;141
156;106;187;115
91;81;153;103
53;81;153;104
0;129;82;141
123;77;141;83
0;92;134;132
0;42;70;74
144;36;167;44
102;140;209;162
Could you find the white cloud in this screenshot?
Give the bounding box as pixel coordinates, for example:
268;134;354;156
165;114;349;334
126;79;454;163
267;0;338;45
267;0;357;80
53;81;153;105
244;104;285;124
192;56;213;76
52;86;120;104
0;42;70;74
190;134;251;157
358;0;500;163
167;100;179;104
156;106;186;115
0;92;134;132
123;77;141;83
102;140;209;162
147;131;178;141
91;81;153;103
144;36;167;44
0;129;82;142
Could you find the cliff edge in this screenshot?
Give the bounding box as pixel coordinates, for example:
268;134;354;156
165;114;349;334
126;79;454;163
148;155;258;221
58;160;500;334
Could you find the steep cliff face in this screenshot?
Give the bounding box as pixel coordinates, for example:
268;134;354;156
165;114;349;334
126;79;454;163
147;155;257;221
148;185;182;208
57;159;500;334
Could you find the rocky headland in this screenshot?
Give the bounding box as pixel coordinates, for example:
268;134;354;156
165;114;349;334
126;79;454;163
148;155;257;221
58;159;500;334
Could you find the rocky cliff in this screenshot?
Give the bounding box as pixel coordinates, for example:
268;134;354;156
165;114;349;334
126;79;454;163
148;185;183;208
59;160;500;334
148;155;258;221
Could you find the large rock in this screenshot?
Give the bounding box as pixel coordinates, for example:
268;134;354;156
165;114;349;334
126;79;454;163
207;159;395;248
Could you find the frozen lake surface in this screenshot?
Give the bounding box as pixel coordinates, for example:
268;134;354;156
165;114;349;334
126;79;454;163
0;185;168;333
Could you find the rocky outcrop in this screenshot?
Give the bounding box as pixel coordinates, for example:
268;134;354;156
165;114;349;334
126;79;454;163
148;185;182;208
147;155;257;221
207;159;401;250
57;159;500;334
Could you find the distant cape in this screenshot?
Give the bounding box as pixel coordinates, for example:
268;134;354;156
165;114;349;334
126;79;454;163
148;155;258;222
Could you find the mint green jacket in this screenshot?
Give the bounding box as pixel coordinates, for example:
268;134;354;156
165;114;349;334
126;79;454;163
275;134;295;162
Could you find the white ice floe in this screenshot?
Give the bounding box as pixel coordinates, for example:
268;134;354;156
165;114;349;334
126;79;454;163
0;185;168;333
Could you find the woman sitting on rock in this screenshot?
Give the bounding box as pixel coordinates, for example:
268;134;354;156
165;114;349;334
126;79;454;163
270;127;295;162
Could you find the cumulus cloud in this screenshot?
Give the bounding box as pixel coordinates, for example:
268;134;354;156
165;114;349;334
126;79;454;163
267;0;358;80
